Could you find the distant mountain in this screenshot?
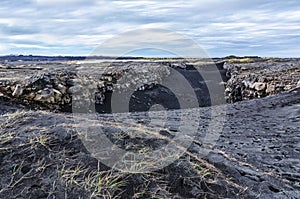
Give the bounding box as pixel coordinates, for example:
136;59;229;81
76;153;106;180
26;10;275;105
0;55;144;62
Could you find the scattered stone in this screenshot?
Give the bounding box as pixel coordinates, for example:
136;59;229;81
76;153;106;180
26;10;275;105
253;82;266;91
57;83;67;93
266;84;276;94
284;84;293;91
34;88;55;103
258;77;266;83
68;85;82;94
12;84;23;97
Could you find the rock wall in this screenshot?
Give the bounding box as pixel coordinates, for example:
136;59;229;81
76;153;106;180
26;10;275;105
0;61;228;112
225;61;300;103
5;59;299;111
0;71;112;111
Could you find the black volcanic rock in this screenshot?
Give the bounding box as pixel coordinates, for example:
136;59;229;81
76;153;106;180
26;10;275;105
0;58;300;198
0;87;299;198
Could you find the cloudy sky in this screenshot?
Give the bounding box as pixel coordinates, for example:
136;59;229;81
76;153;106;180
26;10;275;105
0;0;299;57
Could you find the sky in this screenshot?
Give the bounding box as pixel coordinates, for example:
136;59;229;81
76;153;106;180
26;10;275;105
0;0;299;57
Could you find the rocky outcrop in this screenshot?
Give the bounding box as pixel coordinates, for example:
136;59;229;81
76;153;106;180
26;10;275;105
225;61;300;102
0;70;112;111
0;61;228;112
3;58;299;111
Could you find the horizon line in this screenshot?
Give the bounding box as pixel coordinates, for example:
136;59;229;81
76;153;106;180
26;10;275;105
0;54;299;59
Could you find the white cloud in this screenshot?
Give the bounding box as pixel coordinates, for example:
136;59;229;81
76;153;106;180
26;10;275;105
0;44;8;52
12;44;50;49
0;0;299;56
34;0;94;6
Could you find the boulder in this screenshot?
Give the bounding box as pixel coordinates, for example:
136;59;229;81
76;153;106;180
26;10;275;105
57;84;67;93
284;85;293;91
266;84;276;94
252;82;266;91
68;85;83;94
34;88;54;102
12;84;23;97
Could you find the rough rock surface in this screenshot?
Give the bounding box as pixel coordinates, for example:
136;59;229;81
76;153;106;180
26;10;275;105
225;60;300;102
0;88;299;198
0;58;300;198
0;61;227;112
0;70;108;111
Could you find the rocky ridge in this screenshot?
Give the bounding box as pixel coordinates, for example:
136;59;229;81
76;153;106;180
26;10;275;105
1;58;300;111
0;61;227;112
225;60;300;102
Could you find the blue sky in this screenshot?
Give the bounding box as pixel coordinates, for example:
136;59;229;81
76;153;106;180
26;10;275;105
0;0;299;57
